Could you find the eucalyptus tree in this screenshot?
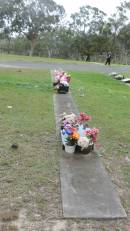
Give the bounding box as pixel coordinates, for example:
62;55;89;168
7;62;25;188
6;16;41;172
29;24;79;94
119;23;130;50
107;4;128;52
37;26;74;58
70;5;106;34
118;23;130;63
0;0;24;34
0;0;65;55
54;27;75;58
21;0;65;55
119;1;130;52
69;5;106;58
0;0;24;52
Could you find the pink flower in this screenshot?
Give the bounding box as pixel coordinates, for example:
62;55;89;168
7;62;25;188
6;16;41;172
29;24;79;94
85;128;99;142
66;76;71;82
80;112;91;121
76;112;91;124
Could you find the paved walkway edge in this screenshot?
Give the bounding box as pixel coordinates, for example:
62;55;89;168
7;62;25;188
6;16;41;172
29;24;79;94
53;93;127;219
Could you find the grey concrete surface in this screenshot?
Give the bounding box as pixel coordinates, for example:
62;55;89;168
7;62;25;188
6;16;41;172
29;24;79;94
0;60;130;74
53;93;127;218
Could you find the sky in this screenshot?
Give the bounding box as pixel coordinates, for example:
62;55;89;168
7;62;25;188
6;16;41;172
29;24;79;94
55;0;122;17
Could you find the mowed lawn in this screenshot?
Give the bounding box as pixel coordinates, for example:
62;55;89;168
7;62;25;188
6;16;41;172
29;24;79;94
0;68;59;227
0;53;87;64
0;69;54;133
71;71;130;184
0;68;129;229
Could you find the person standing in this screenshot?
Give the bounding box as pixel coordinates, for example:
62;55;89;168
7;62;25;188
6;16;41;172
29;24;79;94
105;52;112;65
85;54;90;62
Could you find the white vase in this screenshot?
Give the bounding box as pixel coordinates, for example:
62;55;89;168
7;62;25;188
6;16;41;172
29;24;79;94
65;144;75;154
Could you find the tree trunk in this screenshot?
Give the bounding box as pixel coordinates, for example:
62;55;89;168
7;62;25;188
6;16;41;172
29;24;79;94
7;38;11;54
29;39;36;56
47;48;52;58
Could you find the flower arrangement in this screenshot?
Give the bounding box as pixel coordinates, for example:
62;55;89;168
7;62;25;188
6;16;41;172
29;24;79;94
77;137;90;150
61;111;99;153
52;70;71;93
85;128;99;142
62;126;80;146
62;112;77;126
76;112;91;128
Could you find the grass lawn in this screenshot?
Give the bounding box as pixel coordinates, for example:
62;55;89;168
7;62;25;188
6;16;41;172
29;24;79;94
71;71;130;182
71;72;130;229
0;68;129;230
124;73;130;78
0;68;60;229
0;53;87;64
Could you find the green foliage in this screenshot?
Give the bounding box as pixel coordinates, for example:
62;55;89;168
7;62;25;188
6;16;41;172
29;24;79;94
1;1;130;60
0;0;65;55
118;23;130;51
70;5;106;34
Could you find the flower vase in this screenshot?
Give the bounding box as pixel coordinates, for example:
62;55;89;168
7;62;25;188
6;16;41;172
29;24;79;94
65;144;75;154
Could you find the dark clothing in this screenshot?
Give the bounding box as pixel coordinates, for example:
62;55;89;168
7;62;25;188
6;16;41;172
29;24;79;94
86;54;90;62
105;53;112;65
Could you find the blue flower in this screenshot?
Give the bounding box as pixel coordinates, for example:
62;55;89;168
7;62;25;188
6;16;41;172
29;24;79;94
65;129;72;135
62;129;66;135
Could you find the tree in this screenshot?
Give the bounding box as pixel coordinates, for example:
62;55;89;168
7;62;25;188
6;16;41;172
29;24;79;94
118;23;130;64
70;5;106;35
0;0;24;53
22;0;65;55
0;0;65;55
107;4;127;48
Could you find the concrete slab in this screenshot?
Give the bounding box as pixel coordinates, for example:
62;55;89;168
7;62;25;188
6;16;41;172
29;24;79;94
53;93;127;219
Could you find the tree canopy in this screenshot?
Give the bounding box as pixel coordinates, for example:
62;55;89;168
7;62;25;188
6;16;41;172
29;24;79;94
0;0;130;63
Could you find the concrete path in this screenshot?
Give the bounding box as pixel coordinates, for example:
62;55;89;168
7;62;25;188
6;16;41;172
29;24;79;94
53;93;127;219
0;60;130;74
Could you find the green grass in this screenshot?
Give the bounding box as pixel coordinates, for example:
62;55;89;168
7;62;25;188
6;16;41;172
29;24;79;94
0;68;54;133
0;53;87;64
71;71;130;183
0;67;129;222
0;68;58;218
123;72;130;78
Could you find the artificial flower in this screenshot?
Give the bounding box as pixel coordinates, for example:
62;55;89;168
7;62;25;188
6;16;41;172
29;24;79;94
85;128;99;142
71;132;80;140
77;137;90;150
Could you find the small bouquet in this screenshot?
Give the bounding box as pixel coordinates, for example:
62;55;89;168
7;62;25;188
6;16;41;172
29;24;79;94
76;112;91;128
77;137;90;150
62;112;77;126
52;70;71;93
85;128;99;142
62;126;80;146
61;112;99;154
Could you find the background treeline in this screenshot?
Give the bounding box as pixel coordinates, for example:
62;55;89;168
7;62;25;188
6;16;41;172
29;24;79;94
0;0;130;63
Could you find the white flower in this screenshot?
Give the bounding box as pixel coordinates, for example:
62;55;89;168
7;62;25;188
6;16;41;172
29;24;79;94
63;113;76;125
77;137;90;150
60;80;69;86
